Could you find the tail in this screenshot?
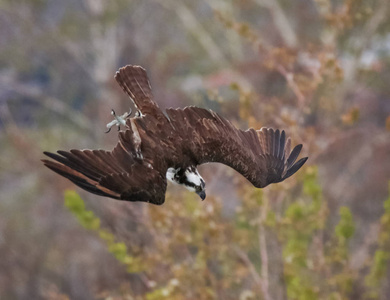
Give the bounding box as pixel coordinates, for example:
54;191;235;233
115;65;161;116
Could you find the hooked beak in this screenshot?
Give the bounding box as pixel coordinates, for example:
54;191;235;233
197;190;206;201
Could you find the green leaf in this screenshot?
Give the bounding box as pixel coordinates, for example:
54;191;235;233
335;207;355;241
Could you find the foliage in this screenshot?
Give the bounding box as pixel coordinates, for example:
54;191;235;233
64;190;144;273
64;175;390;300
1;0;390;299
280;167;326;300
364;182;390;299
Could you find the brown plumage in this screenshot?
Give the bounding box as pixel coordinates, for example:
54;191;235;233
42;65;308;205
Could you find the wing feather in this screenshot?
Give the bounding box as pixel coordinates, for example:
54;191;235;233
43;65;308;204
286;144;303;170
42;159;121;199
49;150;102;181
42;139;167;205
166;107;308;188
274;129;280;158
279;130;286;160
284;157;308;180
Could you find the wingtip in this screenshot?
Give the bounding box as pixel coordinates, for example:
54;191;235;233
298;156;309;168
41;159;50;166
295;144;303;151
284;156;309;180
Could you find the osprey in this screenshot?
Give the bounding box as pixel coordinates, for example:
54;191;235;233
42;65;308;205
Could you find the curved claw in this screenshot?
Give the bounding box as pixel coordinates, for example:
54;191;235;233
105;108;132;133
126;107;132;117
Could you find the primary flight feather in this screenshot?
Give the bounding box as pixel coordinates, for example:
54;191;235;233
42;65;308;205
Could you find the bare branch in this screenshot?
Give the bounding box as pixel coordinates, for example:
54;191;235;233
159;1;228;66
253;0;298;48
0;73;94;131
258;194;271;300
276;64;305;107
233;244;272;300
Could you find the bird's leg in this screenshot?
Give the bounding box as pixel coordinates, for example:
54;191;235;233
135;110;143;117
105;108;132;133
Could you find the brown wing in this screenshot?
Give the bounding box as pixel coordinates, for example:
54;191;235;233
115;65;164;118
42;130;167;205
166;107;308;188
42;65;176;205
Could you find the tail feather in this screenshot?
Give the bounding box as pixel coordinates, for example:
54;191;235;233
115;65;160;116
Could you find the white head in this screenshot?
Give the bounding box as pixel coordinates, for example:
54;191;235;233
166;166;206;200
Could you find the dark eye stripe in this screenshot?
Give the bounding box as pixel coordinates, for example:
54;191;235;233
183;180;196;188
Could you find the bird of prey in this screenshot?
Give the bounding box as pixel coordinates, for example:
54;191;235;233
42;65;308;205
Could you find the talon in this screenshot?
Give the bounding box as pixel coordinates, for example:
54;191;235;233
127;107;132;118
105;108;131;133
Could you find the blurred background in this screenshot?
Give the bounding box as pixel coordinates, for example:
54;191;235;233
1;0;390;299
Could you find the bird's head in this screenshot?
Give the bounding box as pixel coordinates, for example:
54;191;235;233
166;166;206;200
183;166;206;200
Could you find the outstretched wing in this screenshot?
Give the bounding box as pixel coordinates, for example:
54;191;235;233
42;130;167;205
166;107;308;188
